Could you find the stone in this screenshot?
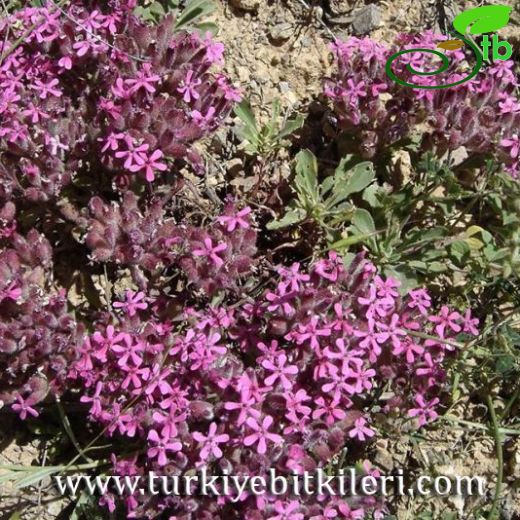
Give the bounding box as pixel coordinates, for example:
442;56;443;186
268;22;293;43
328;0;353;16
351;4;381;34
279;81;290;93
230;0;260;13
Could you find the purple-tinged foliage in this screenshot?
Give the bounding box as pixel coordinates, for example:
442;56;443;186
0;229;83;408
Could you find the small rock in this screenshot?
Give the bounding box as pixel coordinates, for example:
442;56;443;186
268;22;293;43
236;65;250;83
226;158;243;176
328;0;353;16
279;81;290;94
301;36;312;48
230;0;260;12
351;4;381;34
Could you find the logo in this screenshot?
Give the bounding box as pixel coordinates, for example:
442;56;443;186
385;5;513;89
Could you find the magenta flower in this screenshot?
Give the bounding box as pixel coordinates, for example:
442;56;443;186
348;417;375;441
31;78;61;99
113;290;148;317
192;238;228;267
192;422;230;461
461;309;479;336
217;206;252;232
191;106;216;129
126;63;161;94
408;288;432;315
129;149;167;182
11;394;39;420
177;70;201;103
312;395;346;425
261;353;298;389
278;262;310;291
501;135;519;159
268;500;304;520
429;306;461;337
147;429;182;466
0;281;22;302
224;396;261;426
243;415;283;454
115;137;149;169
408;395;440;426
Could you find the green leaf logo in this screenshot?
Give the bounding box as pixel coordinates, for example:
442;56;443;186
453;5;512;35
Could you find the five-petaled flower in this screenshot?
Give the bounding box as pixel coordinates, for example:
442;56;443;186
192;238;228;267
243;415;283;455
113;290;148;317
192;422;230;461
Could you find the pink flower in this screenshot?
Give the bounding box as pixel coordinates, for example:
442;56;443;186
0;281;22;302
312;395;346;425
461;309;479;336
31;78;61;99
177;70;201;103
408;288;432;315
11;394;39;420
129;149;167;182
501;135;519;159
191;106;216;129
268;500;304;520
224;396;261;426
408;395;440;426
261;353;298;390
278;262;310;291
192;422;229;460
113;290;148;317
348;417;375;441
147;429;182;466
243;415;283;454
192;238;228;267
126;63;161;94
203;32;225;64
217;206;251;232
115;137;149;169
429;306;461;337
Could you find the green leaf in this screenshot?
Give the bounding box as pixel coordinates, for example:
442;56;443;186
327;160;375;209
278;114;304;139
428;261;448;273
9;512;22;520
294;150;319;203
351;208;375;235
175;0;216;32
453;5;512;35
234;100;257;134
362;183;383;208
450;240;471;261
329;232;375;250
15;467;60;489
149;1;166;16
195;22;219;36
266;208;306;230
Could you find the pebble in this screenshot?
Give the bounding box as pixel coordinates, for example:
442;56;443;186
279;81;290;93
351;4;381;34
268;22;293;43
230;0;260;13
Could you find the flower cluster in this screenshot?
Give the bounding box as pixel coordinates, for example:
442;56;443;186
63;195;257;294
0;0;238;201
0;227;83;410
69;250;478;518
325;32;519;177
